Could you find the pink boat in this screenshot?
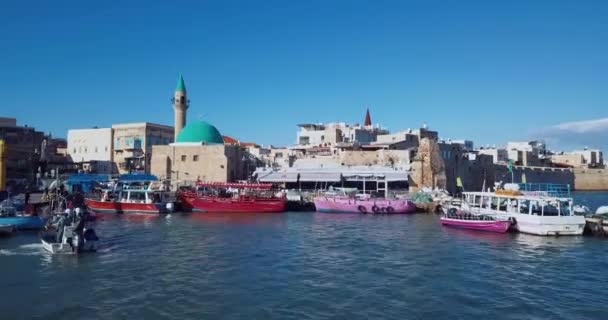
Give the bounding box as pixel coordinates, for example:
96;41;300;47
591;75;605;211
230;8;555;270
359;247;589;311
440;209;511;233
314;196;416;214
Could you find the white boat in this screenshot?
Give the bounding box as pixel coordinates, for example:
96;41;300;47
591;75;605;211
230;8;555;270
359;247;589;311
455;189;585;236
41;210;99;254
41;226;99;254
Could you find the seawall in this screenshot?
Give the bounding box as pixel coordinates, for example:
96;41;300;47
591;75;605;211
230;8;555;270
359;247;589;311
573;168;608;191
493;165;608;191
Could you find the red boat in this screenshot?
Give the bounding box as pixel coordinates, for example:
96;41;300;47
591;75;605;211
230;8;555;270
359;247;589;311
178;182;286;213
86;185;173;215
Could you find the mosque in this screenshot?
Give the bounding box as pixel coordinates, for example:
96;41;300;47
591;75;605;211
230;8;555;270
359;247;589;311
150;75;246;184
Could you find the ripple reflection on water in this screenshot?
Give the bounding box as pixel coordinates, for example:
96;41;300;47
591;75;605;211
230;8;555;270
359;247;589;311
0;212;606;320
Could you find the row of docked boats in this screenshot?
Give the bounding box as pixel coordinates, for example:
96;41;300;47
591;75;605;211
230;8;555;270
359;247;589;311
439;184;586;236
85;181;288;214
84;180;417;216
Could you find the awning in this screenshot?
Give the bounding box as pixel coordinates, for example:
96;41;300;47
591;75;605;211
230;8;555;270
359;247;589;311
196;182;273;190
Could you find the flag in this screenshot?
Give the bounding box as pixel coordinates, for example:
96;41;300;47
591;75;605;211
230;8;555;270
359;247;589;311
522;172;527;184
456;177;463;188
508;160;513;173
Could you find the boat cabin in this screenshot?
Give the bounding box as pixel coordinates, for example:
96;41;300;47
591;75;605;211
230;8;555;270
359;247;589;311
463;192;573;217
100;181;172;204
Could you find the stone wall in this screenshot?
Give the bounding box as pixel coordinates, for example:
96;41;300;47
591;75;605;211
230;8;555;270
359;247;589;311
409;138;446;192
340;150;411;170
494;165;575;187
151;144;245;186
573;168;608;190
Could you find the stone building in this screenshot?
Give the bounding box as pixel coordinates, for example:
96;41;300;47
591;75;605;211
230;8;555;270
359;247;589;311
150;121;246;186
0;117;45;182
112;122;174;174
295;109;389;148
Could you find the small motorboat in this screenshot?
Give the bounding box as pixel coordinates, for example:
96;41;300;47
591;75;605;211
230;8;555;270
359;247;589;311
41;209;99;254
0;224;15;236
0;197;47;230
584;206;608;237
440;208;512;233
0;215;47;230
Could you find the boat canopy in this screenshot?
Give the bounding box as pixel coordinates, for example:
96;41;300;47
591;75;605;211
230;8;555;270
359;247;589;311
195;182;273;190
118;173;158;182
66;174;111;192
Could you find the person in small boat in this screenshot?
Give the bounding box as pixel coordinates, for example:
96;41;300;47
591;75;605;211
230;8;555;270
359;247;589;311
72;208;86;250
72;192;85;210
52;213;67;243
101;191;110;202
152;193;161;203
24;185;31;206
41;187;50;202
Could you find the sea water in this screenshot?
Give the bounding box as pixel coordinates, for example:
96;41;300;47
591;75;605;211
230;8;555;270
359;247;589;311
0;192;606;319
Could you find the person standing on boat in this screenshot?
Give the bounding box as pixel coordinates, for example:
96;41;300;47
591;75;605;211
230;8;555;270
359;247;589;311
53;213;67;243
72;191;85;210
72;208;86;251
24;185;31;205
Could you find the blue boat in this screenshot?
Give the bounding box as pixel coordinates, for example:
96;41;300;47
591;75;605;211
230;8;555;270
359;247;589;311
0;216;47;230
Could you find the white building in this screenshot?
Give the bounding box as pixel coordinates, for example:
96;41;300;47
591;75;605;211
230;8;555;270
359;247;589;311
295;110;389;148
296;122;389;147
506;140;546;166
507;141;546;156
571;149;604;168
449;140;474;151
67;128;114;173
478;148;508;164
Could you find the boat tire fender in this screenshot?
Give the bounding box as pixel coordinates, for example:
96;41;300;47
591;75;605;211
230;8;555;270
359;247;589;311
372;205;380;213
508;217;516;225
386;206;395;213
358;205;368;214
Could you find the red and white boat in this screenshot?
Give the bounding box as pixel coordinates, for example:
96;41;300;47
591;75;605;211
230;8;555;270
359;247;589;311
178;182;286;213
86;182;174;215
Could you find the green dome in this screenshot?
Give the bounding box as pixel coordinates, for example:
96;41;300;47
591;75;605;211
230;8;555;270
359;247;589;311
176;121;224;144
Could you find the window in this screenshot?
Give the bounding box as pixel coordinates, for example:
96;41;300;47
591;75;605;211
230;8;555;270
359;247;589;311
193;155;199;161
95;147;98;153
105;146;108;152
73;148;77;154
181;155;186;162
116;138;121;148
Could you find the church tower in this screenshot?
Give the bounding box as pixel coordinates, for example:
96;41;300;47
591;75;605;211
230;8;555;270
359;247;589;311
173;74;189;140
364;108;372;127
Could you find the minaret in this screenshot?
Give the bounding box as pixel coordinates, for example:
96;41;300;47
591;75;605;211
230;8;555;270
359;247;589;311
173;74;188;140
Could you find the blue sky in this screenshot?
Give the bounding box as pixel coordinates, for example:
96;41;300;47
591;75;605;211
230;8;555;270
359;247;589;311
1;0;606;150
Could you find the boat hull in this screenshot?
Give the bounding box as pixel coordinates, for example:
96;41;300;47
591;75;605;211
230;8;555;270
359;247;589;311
0;224;15;236
440;217;511;233
515;220;585;236
314;197;416;214
40;235;97;254
0;216;47;230
179;192;286;213
85;199;167;214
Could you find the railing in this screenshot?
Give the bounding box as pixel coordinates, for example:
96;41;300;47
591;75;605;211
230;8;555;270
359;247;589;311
518;183;571;197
